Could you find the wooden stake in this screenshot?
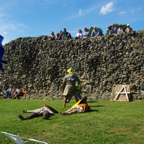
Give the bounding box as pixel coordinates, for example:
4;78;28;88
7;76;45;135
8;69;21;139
123;85;129;101
114;86;124;101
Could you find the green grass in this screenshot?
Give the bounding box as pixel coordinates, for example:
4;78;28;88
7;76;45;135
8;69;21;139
0;100;144;144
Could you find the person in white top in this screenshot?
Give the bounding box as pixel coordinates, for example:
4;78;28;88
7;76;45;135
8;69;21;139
83;28;89;38
75;29;83;39
125;24;133;32
117;24;124;34
0;77;9;94
12;85;23;99
50;31;56;39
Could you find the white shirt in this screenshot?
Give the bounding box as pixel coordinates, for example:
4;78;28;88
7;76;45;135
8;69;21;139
125;28;133;32
76;33;83;39
117;28;124;33
83;32;89;37
7;87;13;91
16;88;21;93
74;105;83;111
50;35;56;39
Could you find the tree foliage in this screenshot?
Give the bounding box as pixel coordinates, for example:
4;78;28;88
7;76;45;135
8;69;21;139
88;27;104;36
106;24;127;35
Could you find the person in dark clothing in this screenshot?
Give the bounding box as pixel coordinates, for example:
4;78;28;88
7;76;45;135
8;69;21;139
59;28;71;40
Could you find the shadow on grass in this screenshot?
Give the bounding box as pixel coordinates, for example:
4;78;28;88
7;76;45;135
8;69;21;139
89;109;99;112
87;101;98;103
49;117;59;120
78;110;99;114
90;105;105;107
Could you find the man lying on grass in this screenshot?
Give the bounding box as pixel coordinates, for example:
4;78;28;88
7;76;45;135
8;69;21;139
60;96;90;115
18;104;58;120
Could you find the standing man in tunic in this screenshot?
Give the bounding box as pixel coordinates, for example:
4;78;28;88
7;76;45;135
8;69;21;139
62;67;81;107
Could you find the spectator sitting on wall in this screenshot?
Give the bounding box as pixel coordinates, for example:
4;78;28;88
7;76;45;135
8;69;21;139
60;28;71;40
125;24;133;32
107;24;117;34
91;26;100;36
59;30;62;39
50;31;55;39
0;77;9;95
83;28;89;38
56;33;60;39
75;29;83;39
4;85;15;99
117;24;124;34
12;85;23;99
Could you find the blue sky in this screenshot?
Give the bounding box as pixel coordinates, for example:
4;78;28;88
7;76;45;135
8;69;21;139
0;0;144;44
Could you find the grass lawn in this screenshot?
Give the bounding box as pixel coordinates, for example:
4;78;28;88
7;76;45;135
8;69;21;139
0;99;144;144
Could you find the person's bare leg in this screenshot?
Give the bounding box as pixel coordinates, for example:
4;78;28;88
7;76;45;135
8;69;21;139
63;96;67;107
12;94;17;99
11;94;15;99
14;94;17;98
11;94;14;99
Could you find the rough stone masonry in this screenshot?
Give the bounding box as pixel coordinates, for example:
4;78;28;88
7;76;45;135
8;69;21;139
1;30;144;100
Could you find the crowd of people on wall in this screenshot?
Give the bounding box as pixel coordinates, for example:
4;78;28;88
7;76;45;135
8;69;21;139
50;24;133;40
107;24;133;34
50;28;72;40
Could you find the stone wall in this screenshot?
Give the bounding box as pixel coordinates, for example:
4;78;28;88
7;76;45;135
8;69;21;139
1;31;144;100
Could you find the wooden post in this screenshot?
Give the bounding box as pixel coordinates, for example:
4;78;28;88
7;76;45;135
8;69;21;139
123;85;129;101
